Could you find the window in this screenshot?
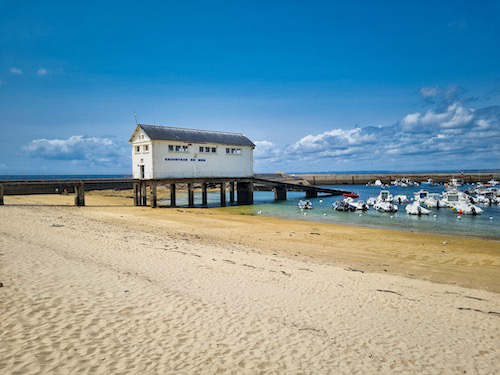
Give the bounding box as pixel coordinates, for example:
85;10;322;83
199;146;204;152
144;145;149;152
226;147;242;155
211;147;217;153
175;145;181;152
135;145;140;153
169;144;189;153
182;145;189;152
205;147;210;153
169;145;174;152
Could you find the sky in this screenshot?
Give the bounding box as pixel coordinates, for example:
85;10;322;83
1;0;499;174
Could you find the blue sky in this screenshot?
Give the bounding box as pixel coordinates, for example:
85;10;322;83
1;1;499;174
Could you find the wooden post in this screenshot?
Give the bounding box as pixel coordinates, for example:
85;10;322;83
202;183;208;206
187;183;194;207
150;181;157;208
170;183;176;207
141;182;147;206
229;181;235;204
133;183;139;206
0;184;4;206
74;183;85;206
220;182;226;207
306;190;318;199
237;181;253;205
274;186;287;201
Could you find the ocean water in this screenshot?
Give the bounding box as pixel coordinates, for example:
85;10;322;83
217;184;500;239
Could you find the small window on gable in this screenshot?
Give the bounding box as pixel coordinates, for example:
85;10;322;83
144;145;149;152
169;145;174;152
135;146;140;153
211;147;216;153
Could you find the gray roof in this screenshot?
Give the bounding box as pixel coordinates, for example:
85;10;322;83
132;124;255;147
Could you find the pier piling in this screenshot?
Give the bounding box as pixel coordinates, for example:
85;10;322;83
220;182;227;207
170;184;176;207
229;181;235;204
188;183;194;207
133;183;139;206
74;183;85;206
202;183;208;206
150;182;157;208
237;181;254;205
274;186;287;201
0;184;4;205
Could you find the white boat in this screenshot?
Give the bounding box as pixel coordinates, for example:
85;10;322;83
453;202;483;215
442;190;468;208
374;179;383;186
298;200;313;209
333;199;355;212
367;197;377;206
374;201;398;213
487;179;499;186
422;193;446;209
377;190;393;202
405;202;430;215
345;197;369;211
393;195;409;204
413;190;429;202
421;178;433;186
447;178;462;188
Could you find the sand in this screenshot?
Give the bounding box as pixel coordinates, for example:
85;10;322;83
1;193;499;374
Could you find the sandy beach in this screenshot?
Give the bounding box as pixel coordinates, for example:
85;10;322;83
1;192;499;374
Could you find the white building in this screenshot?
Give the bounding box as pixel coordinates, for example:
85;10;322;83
129;124;255;179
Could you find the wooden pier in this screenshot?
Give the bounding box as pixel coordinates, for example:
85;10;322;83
0;177;348;208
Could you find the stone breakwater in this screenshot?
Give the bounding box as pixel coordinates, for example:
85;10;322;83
293;172;500;185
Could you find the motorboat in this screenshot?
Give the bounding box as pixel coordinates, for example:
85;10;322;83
393;195;409;204
487;179;499;186
333;200;355;212
405;202;430;215
422;193;446;209
373;201;398;213
298;200;313;209
345;197;369;211
367;197;377;206
343;192;359;198
413;190;429;202
377;190;393;202
421;178;434;186
453;202;483;215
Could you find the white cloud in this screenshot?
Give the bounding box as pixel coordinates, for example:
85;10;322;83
262;102;500;171
24;135;129;166
37;68;48;76
9;67;23;75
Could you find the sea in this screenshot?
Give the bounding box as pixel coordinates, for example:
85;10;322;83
2;174;499;239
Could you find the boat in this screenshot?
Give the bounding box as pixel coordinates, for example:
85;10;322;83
333;200;355;212
377;190;393;202
405;202;430;215
366;197;377;206
393;195;409;204
343;192;359;198
487;179;499;186
345;197;369;211
422;193;446;209
413;190;429;202
373;201;398;213
453;202;483;215
298;200;313;209
421;178;434;186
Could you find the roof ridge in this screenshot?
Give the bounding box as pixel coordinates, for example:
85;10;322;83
139;124;244;136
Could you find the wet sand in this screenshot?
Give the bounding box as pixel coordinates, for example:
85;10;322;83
1;192;499;374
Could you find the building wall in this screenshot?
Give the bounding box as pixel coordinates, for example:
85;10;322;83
131;132;254;179
131;128;154;179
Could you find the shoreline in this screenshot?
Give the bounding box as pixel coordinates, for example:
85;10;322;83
3;191;500;293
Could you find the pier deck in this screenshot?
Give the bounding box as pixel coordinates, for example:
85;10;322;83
0;177;348;208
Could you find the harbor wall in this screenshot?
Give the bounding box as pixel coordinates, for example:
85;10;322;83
293;172;500;185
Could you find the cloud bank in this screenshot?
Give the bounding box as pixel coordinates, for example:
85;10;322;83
24;135;129;166
255;101;500;171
